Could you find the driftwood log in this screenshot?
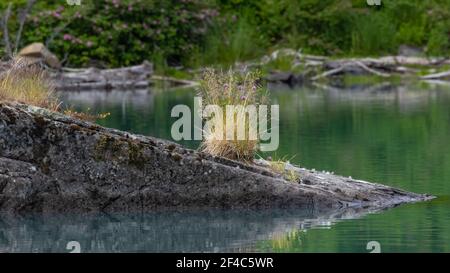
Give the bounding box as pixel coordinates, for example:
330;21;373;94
250;49;450;84
421;70;450;80
51;61;153;91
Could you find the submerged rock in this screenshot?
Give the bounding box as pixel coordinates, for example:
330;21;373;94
0;103;433;214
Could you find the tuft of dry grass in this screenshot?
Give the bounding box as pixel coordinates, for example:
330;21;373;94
0;58;60;111
63;108;110;122
198;69;268;162
266;156;300;182
0;59;109;122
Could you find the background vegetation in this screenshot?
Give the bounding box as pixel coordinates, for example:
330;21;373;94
0;0;449;68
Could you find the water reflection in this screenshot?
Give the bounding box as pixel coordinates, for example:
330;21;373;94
0;207;386;253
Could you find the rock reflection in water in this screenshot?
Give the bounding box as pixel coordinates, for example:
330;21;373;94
0;207;385;253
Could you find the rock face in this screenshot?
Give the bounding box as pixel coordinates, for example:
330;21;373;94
0;103;433;214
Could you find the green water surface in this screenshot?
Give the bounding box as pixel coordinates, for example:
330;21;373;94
55;83;450;252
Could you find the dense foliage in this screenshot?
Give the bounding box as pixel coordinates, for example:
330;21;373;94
1;0;217;67
1;0;449;68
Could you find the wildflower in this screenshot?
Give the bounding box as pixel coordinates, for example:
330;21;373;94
86;41;93;47
63;34;73;41
52;12;62;19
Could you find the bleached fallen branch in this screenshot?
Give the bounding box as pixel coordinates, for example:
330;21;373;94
151;75;200;88
354;61;390;77
52;62;153;90
312;60;390;81
311;65;346;81
54;80;150;91
421;70;450;80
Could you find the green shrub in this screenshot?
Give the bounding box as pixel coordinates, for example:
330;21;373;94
351;12;396;55
193;14;266;67
4;0;218;67
1;0;449;67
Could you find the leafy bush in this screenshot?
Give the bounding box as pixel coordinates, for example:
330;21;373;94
191;14;266;67
1;0;449;67
5;0;218;67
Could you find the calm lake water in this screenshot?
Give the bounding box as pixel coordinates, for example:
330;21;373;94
2;82;450;252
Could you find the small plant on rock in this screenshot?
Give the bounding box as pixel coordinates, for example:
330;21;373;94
0;58;60;111
198;69;268;162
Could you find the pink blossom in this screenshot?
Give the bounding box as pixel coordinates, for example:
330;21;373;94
86;41;93;47
63;34;73;41
52;12;61;19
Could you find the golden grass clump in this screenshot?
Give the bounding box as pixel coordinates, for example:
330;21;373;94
267;156;300;182
0;59;109;122
63;108;110;122
198;69;268;162
0;58;60;111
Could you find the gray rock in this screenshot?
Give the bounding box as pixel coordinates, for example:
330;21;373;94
0;103;433;214
266;71;295;83
398;45;423;57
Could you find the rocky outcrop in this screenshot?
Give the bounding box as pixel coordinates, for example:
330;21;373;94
0;103;433;214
